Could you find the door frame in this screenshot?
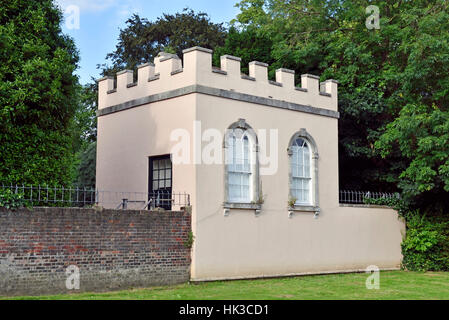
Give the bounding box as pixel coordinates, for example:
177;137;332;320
148;154;173;210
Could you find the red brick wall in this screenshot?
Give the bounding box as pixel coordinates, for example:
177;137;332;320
0;207;191;296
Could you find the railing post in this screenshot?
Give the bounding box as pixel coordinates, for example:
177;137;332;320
122;199;128;210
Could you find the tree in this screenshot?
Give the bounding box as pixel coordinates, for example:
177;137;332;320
76;141;96;188
213;26;274;77
374;2;449;211
0;0;79;185
234;0;449;211
72;82;98;152
100;8;227;75
71;81;98;188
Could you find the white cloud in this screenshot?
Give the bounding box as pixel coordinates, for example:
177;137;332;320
116;2;143;19
56;0;143;24
55;0;119;13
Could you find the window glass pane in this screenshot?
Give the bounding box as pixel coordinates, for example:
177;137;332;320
229;173;239;185
294;138;304;147
242;186;249;200
153;161;159;170
291;149;298;164
304;166;311;178
229;179;239;200
298;148;304;166
153;181;158;190
153;170;159;180
304;149;310;165
242;173;250;186
291;177;298;197
306;179;311;201
227;141;234;166
243;136;249;159
165;169;171;180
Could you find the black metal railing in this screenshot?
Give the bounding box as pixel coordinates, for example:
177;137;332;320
117;190;190;211
0;184;190;210
339;190;400;204
0;184;96;207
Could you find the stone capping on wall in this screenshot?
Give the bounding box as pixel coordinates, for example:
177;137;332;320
182;46;213;54
249;61;269;67
212;68;227;75
159;52;181;63
98;46;339;108
241;74;256;81
220;54;242;62
97;84;340;119
137;62;155;69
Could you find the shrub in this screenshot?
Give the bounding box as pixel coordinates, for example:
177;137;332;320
0;189;27;210
401;212;449;271
184;231;195;249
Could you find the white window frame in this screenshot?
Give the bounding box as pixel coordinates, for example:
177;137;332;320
223;119;260;214
288;129;319;215
290;138;312;205
227;133;252;203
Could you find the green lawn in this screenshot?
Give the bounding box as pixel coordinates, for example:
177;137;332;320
3;271;449;300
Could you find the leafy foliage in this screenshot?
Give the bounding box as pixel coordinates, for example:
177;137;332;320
184;231;195;249
0;189;27;210
213;26;274;77
72;82;98;152
0;0;79;185
401;212;449;271
233;0;449;211
76;142;96;188
100;8;227;75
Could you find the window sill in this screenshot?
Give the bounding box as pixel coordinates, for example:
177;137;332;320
223;202;262;216
288;205;320;218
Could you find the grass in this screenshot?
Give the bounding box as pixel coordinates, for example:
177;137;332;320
3;271;449;300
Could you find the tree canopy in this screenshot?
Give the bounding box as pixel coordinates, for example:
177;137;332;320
0;0;79;185
232;0;449;211
100;8;227;75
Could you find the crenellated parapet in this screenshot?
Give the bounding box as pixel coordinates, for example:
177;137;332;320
98;47;339;114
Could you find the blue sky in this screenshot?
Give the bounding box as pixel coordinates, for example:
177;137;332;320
56;0;241;84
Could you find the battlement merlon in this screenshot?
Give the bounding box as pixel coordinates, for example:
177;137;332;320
97;46;339;113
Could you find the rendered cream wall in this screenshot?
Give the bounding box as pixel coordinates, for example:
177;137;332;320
96;95;197;209
191;94;404;280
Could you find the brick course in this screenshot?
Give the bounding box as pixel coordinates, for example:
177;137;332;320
0;207;191;296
